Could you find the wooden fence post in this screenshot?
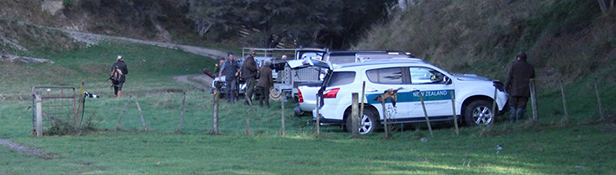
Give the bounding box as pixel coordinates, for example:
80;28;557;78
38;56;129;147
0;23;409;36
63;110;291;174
559;80;569;122
418;91;434;137
315;94;320;137
529;79;538;122
245;98;255;136
281;92;286;136
491;87;498;126
212;91;220;134
114;96;132;131
450;92;459;136
35;92;43;137
77;81;84;130
177;92;186;133
351;93;359;138
360;81;366;125
594;78;605;120
381;98;390;138
134;97;148;132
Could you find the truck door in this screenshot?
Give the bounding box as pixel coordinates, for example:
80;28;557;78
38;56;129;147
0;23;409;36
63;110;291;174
407;67;454;118
364;67;413;120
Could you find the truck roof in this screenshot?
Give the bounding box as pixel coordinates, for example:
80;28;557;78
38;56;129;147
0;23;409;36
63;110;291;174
335;58;425;69
328;51;415;58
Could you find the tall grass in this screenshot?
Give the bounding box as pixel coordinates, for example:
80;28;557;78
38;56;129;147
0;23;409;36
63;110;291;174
356;0;615;85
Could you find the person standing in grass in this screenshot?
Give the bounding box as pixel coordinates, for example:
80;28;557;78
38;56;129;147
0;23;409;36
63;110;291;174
241;51;258;105
219;52;240;104
256;61;273;107
110;55;129;98
1;49;7;59
504;52;535;123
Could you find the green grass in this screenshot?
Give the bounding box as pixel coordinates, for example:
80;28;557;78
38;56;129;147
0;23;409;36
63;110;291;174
1;42;615;174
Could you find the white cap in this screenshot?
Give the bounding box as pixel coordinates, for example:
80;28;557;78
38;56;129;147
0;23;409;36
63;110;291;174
117;55;123;60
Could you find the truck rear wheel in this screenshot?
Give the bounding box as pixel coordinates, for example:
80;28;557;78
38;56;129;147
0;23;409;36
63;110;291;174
346;109;381;134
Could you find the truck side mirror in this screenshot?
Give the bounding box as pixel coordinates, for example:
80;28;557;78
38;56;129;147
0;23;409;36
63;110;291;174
444;76;452;84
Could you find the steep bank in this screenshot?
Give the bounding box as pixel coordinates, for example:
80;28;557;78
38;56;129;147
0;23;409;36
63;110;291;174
356;0;615;86
356;0;615;121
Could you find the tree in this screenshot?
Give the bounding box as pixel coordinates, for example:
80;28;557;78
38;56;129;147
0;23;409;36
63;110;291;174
187;0;394;48
597;0;615;14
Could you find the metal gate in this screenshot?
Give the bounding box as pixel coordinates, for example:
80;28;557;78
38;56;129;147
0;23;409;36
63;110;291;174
31;86;77;136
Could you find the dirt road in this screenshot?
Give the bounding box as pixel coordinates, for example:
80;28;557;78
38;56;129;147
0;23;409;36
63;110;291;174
173;74;213;91
58;28;222;90
0;139;51;159
63;30;227;59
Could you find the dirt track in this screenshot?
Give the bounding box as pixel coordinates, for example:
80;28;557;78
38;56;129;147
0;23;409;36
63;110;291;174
59;28;221;91
173;74;213;91
63;30;227;59
0;139;51;159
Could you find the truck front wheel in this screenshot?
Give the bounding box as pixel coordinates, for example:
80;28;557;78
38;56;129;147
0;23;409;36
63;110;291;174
464;100;494;126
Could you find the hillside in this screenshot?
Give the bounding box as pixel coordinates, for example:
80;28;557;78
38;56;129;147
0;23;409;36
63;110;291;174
0;0;393;49
0;0;192;44
356;0;616;121
356;0;615;86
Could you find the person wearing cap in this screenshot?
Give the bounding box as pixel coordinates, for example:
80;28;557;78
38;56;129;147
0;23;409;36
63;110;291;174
504;52;535;123
111;55;129;98
219;52;241;103
240;51;258;105
214;57;225;74
256;60;273;107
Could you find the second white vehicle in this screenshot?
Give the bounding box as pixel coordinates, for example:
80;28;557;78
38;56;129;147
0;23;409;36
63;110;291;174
313;59;508;134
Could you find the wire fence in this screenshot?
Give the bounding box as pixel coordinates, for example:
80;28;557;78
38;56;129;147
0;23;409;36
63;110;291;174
30;77;612;138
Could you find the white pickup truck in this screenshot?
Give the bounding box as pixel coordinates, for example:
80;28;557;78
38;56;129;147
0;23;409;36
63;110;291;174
296;83;321;116
295;51;416;116
313;58;508;134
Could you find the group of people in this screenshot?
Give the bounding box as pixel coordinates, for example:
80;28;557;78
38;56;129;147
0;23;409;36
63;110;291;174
216;51;273;107
107;50;534;122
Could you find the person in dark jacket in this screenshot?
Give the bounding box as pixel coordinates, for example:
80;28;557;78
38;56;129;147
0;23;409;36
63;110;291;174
219;52;241;103
111;55;129;98
256;61;273;107
504;52;535;123
241;51;258;105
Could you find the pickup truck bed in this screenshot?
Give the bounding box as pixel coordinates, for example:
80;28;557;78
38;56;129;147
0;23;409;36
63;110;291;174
296;82;321;116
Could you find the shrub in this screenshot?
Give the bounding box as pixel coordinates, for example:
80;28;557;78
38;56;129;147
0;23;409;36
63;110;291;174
63;0;75;10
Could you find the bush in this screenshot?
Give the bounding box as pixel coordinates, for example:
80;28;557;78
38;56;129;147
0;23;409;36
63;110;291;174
63;0;75;10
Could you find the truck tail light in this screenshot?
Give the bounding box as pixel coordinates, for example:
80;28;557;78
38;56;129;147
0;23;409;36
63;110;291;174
323;88;340;99
298;89;304;103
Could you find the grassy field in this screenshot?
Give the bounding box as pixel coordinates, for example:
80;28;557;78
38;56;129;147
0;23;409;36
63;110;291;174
1;42;615;174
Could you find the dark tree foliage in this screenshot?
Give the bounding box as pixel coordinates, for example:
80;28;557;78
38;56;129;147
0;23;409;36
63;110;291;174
187;0;394;49
76;0;190;39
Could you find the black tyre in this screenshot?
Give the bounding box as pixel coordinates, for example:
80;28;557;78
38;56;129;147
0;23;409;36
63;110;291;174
464;100;494;126
346;108;381;134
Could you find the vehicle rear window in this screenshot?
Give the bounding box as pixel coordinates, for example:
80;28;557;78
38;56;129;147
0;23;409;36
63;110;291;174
366;68;403;84
328;72;356;86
